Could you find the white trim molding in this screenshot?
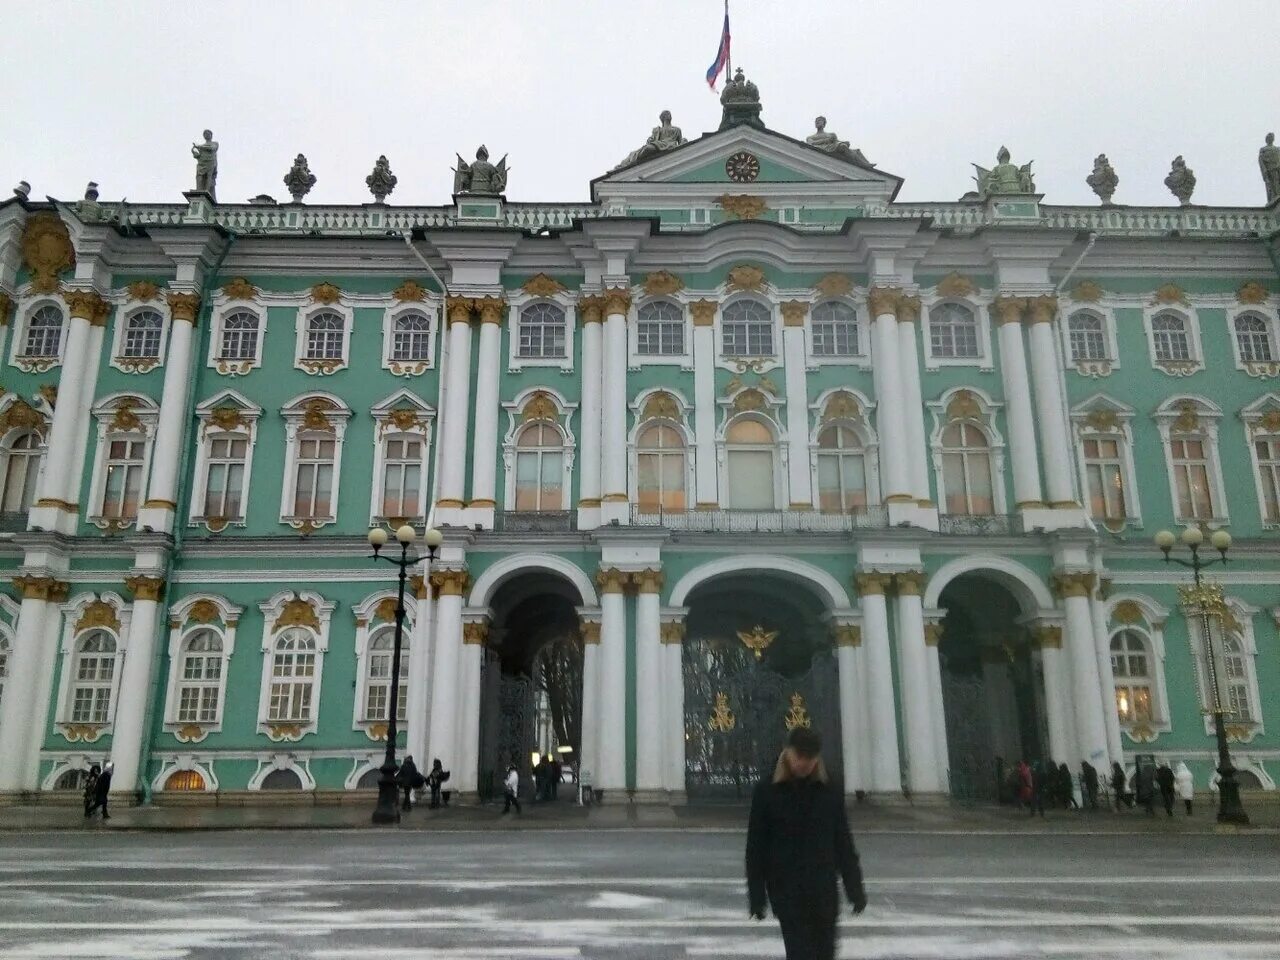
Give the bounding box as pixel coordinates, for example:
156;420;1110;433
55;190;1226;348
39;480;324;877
208;290;267;377
9;296;66;374
921;288;994;373
1240;393;1280;529
807;294;871;370
927;386;1008;517
248;754;317;791
1153;395;1228;528
255;590;336;742
628;387;696;509
715;291;782;371
351;589;416;736
1060;303;1119;378
1226;304;1280;379
368;389;435;527
1070;393;1142;531
1188;595;1265;741
501;386;578;513
1105;593;1173;742
716;379;788;510
382;301;439;377
506;288;577;373
294;301;354;376
188;389;262;533
109;299;171;375
150;757;218;793
808;387;881;512
629;295;693;369
52;592;133;742
85;392;160;532
161;593;243;742
1143;303;1204;377
278;392;353;533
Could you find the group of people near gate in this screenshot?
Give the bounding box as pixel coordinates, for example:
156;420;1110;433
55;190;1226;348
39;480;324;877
391;756;451;811
1002;756;1196;816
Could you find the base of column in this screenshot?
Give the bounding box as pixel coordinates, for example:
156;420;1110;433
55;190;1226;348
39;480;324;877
576;505;602;530
858;791;911;806
887;501;939;531
433;504;465;528
136;506;175;536
1021;505;1090;533
461;505;494;531
600;499;629;525
628;788;672;805
27;505;77;536
903;790;950;805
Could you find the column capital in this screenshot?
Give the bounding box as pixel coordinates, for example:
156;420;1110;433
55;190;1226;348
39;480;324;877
474;296;506;325
689;300;717;327
631;568;664;594
991;295;1028;326
62;289;110;326
867;286;901;318
854;571;894;596
430;568;471;596
1052;571;1096;599
123;575;165;602
893;570;927;596
923;622;944;647
579;618;601;644
0;291;13;326
445;296;475;326
895;295;921;323
577;294;604;325
12;575;69;602
833;624;862;647
1026;295;1059;325
780;301;809;327
602;287;631;317
1031;623;1064;649
660;621;685;645
596;567;630;594
166;291;202;325
462;621;490;646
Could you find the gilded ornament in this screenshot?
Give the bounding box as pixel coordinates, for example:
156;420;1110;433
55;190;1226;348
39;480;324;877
1052;572;1096;599
577;295;603;325
175;723;208;743
1172;400;1200;433
521;391;558;422
267;723;304;742
61;723;104;743
1125;722;1157;744
631;568;663;594
854;572;892;596
1070;280;1106;302
689;300;717;327
602;287;631;316
579;620;601;645
12;575;65;601
1026;295;1058;325
923;623;944;647
946;390;982;421
475;297;505;325
75;599;121;633
935;272;976;299
738;624;778;661
392;279;428;302
1112;600;1145;625
833;624;861;648
222;278;257;301
715;194;768;220
208;406;246;432
660;622;685;645
374;597;399;623
894;571;927;596
273;597;320;633
301;398;336;431
521;274;567;298
167;291;201;325
1238;281;1270;305
640;391;680;421
732;388;766;412
867;286;900;317
366;723;389;742
63;290;110;325
0;398;48;436
726;265;767;292
1033;625;1064;649
311;282;342;305
126;281;160;302
430;569;471;597
895;295;921;323
814;273;853;298
1257;410;1280;434
1224;723;1254;742
187;599;221;624
1085;409;1119;432
823;391;860;421
991;296;1027;326
20;213;74;294
445;296;474;326
1152;283;1188;306
110;398;144;433
595;568;630;595
643;271;685;297
783;693;812;731
462;622;489;646
780;301;808;327
124;575;165;602
384;407;426;434
708;692;736;733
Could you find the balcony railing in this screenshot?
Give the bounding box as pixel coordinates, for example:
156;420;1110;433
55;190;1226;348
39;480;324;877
629;505;889;533
937;513;1023;536
495;510;576;533
0;512;26;534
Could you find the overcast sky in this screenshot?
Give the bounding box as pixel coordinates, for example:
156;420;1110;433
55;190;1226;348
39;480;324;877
4;1;1278;209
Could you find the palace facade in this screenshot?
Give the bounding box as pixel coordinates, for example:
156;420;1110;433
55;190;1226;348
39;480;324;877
1;78;1279;804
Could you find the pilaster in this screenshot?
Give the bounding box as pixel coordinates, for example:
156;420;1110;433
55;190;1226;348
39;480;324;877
577;294;605;529
600;286;631;524
435;298;476;526
853;570;902;794
780;301;812;508
467;295;506;529
691;299;719;508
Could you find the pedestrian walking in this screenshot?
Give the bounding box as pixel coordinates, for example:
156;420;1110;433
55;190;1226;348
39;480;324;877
1081;761;1100;811
396;755;422;811
82;764;101;818
1028;761;1046;817
1135;762;1156;815
1016;759;1033;811
1155;762;1176;817
85;761;113;820
1174;761;1195;815
550;756;562;800
502;764;521;815
426;759;450;809
1057;763;1078;810
1111;762;1131;810
746;727;866;960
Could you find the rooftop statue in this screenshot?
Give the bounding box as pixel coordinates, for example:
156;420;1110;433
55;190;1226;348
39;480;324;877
76;181;104;223
248;194;278;205
191;129;218;200
13;181;31;200
1164;155;1196;206
805;116;872;167
974;146;1035;197
284;154;317;203
719;68;764;130
366;155;397;203
454;145;508;196
1260;133;1280;206
616;111;687;170
1086;153;1119;205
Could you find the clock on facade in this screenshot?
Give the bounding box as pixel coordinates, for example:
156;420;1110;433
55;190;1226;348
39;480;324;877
725;151;760;183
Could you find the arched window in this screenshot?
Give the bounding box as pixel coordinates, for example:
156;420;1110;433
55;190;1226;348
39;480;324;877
267;629;317;723
1151;312;1191;362
23;305;63;358
1221;634;1255;723
1110;630;1153;724
392;311;431;362
292;432;336;519
380;433;423;518
0;432;42;513
260;768;303;790
202;433;248;521
518;303;566;359
100;434;146;520
816;424;867;513
363;626;408;723
636;423;686;512
1068;311;1107;363
0;632;9;712
122;310;164;359
725;418;775;509
164;769;206;792
929;303;979;359
636;301;684;356
305;311;345;361
514;422;565;511
219;310;260;360
174;629;223;724
1254;430;1280;524
721;300;773;357
940;423;994;515
811;302;858;357
1234;313;1274;363
69;630;117;724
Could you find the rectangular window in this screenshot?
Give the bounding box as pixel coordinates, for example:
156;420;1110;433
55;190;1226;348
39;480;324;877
1083;437;1127;522
722;322;773;357
1171;437;1214;519
101;437;146;519
381;436;423;518
269;652;315;722
637;321;685;356
177;655;221;723
293;436;336;519
812;321;857;357
1255;437;1280;523
203;435;247;521
636;451;686;512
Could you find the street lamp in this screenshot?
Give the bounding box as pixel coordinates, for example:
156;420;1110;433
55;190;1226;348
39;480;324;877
367;523;444;824
1155;526;1249;824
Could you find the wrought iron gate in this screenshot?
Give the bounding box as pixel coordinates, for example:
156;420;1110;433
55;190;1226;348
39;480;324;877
478;671;533;800
683;632;841;801
942;671;995;801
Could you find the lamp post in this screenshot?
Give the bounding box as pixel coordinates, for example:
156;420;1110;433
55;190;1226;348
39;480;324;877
1154;526;1249;825
367;523;444;825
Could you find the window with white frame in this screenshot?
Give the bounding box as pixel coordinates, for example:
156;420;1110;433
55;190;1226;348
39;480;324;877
100;434;147;520
1170;434;1215;520
380;433;423;519
391;311;431;362
280;396;349;531
1110;630;1153;724
267;628;317;722
0;432;42;513
725;418;776;509
518;303;566;359
816;424;868;512
202;433;248;522
219;310;260;361
811;302;859;357
1254;431;1280;524
940;422;995;515
174;629;223;724
292;433;336;520
721;300;773;357
1082;436;1129;523
69;631;117;724
636;301;684;356
514;422;565;511
1221;633;1256;722
121;310;163;359
1234;312;1275;364
1068;310;1108;363
305;311;345;361
929;303;980;359
1151;311;1192;362
363;626;407;723
0;632;8;712
23;305;63;358
636;423;686;512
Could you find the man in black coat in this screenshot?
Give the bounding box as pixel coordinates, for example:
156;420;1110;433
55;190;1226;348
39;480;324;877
395;756;422;811
86;761;113;820
746;727;866;960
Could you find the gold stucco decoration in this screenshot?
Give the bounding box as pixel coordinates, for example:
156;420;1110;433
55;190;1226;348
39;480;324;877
63;290;110;325
577;295;603;325
76;599;121;634
726;265;767;292
660;622;685;645
715;194;768;220
126;281;160;302
1237;281;1270;305
1152;283;1188;306
187;599;222;624
595;568;630;595
602;287;631;316
174;723;208;744
266;723;304;742
462;622;490;646
301;398;337;432
1085;409;1119;432
274;597;320;633
946;390;982;421
221;278;255;301
867;286;900;318
708;692;736;732
1070;280;1106;302
579;620;601;645
209;406;246;432
689;300;718;326
732;388;767;412
935;272;976;299
12;575;67;601
124;575;165;602
738;625;778;661
311;282;342;305
643;271;684;297
374;597;399;623
784;693;812;731
61;723;104;743
1052;572;1096;599
21;213;74;294
0;292;13;326
110;398;145;433
430;570;471;597
38;384;57;408
0;399;48;437
382;407;428;435
833;624;861;648
167;292;201;325
823;391;860;421
814;274;853;298
780;301;808;327
1172;400;1200;433
923;623;944;647
521;274;567;298
641;391;680;421
521;391;558;422
393;279;428;302
1112;600;1145;625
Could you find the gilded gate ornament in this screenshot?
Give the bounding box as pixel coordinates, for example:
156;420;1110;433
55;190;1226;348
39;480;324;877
738;625;778;661
708;692;736;733
784;694;812;731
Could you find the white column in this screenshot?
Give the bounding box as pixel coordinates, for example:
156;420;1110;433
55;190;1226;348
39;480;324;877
1090;571;1123;765
436;299;474;513
138;293;201;534
633;570;663;794
895;297;932;504
993;297;1044;508
426;571;467;773
596;569;628;792
577;612;602;798
924;624;950;792
855;574;902;794
835;627;867;796
894;574;942;794
1036;627;1077;764
455;620;485;794
692;303;718;507
405;574;434;765
1059;573;1110;765
108;578;166;796
661;618;686;796
600;289;630;523
577;297;604;526
467;299;504;521
1027;297;1075;507
868;288;910;502
781;303;811;508
0;578;62;791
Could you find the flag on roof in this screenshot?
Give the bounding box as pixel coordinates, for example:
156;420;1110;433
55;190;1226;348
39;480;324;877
705;3;731;90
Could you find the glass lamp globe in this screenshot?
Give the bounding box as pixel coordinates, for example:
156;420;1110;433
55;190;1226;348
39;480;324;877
1210;529;1232;551
1154;530;1176;550
367;527;388;548
1181;527;1204;547
396;524;417;544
